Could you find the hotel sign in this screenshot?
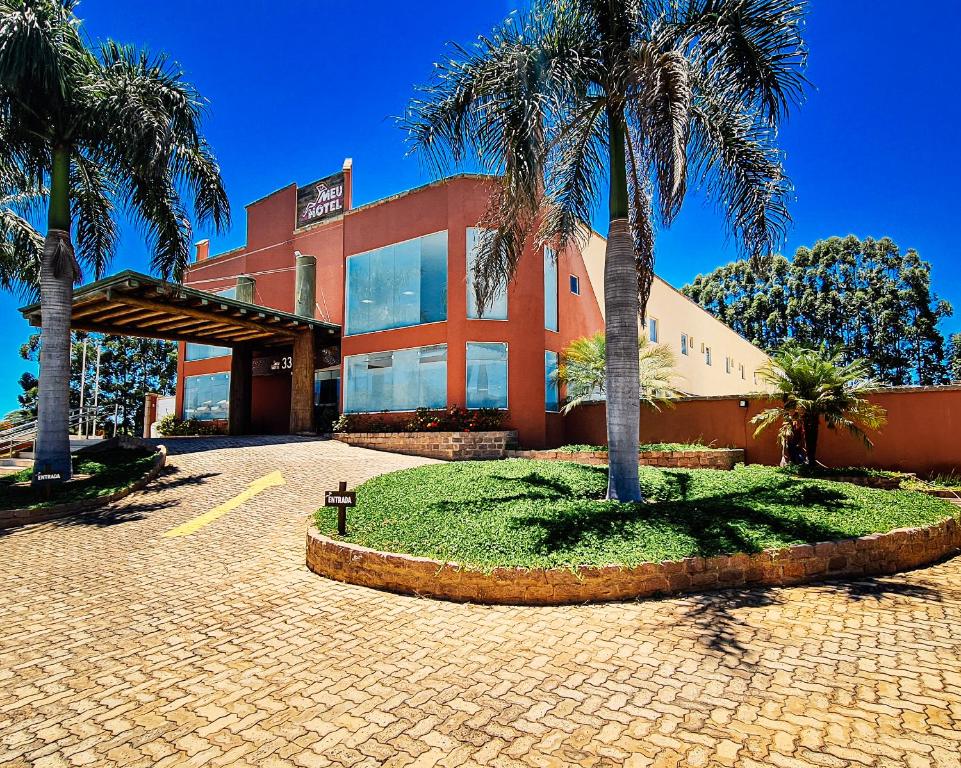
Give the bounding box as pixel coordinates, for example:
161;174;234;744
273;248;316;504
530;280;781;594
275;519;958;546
296;171;345;228
252;353;293;376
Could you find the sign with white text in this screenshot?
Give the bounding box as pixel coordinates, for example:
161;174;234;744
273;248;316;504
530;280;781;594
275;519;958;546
296;172;345;228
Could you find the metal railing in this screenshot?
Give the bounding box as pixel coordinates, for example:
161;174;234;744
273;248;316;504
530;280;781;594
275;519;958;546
0;405;117;458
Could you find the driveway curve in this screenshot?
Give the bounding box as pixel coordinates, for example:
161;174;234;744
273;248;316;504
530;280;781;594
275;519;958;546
1;437;959;768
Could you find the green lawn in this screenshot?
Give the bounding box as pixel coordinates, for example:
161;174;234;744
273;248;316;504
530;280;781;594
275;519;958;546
314;460;957;570
0;448;157;511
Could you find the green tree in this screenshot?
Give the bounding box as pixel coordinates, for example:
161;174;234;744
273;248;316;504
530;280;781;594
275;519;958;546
683;235;953;384
0;0;229;485
751;344;887;467
405;0;807;500
948;333;961;383
557;331;682;414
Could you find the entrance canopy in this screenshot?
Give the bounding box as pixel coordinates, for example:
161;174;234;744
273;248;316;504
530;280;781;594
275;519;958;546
19;270;340;347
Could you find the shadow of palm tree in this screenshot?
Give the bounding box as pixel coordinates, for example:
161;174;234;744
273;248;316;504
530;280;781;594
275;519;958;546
146;466;220;491
52;499;176;528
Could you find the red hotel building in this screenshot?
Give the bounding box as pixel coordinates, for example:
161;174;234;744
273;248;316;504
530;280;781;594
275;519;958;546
177;162;604;448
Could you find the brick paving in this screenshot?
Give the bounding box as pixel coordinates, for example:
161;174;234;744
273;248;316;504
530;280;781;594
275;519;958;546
1;436;960;768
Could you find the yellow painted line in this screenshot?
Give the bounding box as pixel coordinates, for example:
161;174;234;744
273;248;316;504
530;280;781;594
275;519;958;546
162;471;285;538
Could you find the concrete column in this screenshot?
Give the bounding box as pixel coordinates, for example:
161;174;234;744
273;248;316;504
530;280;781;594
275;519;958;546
236;275;256;304
229;344;252;436
294;253;316;318
289;331;316;434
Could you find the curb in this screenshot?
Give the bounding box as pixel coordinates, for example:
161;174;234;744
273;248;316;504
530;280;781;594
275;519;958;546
0;446;168;530
305;512;961;606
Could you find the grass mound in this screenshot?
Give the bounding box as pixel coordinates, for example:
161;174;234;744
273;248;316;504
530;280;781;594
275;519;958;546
0;448;156;511
314;460;956;570
557;442;720;453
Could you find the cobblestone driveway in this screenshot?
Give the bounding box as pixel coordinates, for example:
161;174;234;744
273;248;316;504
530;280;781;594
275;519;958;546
1;437;960;768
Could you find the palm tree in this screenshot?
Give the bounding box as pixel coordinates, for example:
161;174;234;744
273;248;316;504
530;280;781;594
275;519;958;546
0;0;229;485
751;344;887;468
557;331;682;414
405;0;807;500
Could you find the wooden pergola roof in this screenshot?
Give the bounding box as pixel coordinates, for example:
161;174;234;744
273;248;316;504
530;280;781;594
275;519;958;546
20;270;340;348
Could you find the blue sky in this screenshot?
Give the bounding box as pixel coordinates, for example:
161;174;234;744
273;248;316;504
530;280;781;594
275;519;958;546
2;0;960;414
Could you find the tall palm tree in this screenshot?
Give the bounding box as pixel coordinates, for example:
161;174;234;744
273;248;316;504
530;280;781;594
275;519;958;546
751;344;887;467
0;0;229;485
405;0;807;500
557;331;682;414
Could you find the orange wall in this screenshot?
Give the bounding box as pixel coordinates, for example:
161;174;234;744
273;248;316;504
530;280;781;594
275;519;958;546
178;175;606;446
563;387;961;476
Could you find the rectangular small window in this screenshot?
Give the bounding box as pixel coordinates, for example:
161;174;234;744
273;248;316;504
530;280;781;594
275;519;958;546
466;228;508;320
725;357;732;374
345;231;448;335
544;248;558;332
343;345;447;413
467;342;508;409
545;350;559;412
680;333;689;356
185;343;231;362
183;373;230;421
647;317;658;343
740;364;746;380
569;275;580;295
705;347;712;366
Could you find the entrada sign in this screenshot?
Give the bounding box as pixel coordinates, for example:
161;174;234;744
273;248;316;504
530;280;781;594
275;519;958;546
325;481;355;535
296;171;345;228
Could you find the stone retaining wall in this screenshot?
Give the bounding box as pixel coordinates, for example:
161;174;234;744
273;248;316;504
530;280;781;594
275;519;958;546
334;431;518;461
505;448;745;470
0;446;167;529
306;514;961;606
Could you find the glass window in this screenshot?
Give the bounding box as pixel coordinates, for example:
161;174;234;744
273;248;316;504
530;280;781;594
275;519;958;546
648;317;658;343
185;343;231;362
466;228;507;320
343;345;447;413
725;356;732;374
705;347;712;366
218;287;237;299
183;373;230;421
314;368;340;406
345;231;448;335
466;342;508;409
545;351;559;412
740;364;746;380
569;275;580;295
680;333;689;356
544;248;558;331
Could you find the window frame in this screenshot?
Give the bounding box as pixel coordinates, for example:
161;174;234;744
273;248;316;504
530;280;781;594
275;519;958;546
342;343;449;414
569;274;580;295
466;228;508;321
182;372;231;422
680;333;689;356
544;247;558;332
544;350;560;413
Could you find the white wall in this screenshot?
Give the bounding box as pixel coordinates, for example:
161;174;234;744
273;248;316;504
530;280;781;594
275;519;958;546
581;232;770;396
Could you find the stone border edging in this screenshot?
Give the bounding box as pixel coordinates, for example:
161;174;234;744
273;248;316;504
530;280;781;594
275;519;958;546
306;513;961;606
334;431;518;461
505;448;744;470
0;445;168;530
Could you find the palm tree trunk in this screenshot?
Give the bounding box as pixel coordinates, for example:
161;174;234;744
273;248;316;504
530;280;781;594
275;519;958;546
604;109;642;502
33;146;76;487
804;415;820;467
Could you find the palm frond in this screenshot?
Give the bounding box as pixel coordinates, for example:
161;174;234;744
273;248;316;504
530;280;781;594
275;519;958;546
70;152;116;280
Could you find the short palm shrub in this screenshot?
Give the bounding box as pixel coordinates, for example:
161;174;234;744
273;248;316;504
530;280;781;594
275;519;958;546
752;345;886;467
557;332;683;414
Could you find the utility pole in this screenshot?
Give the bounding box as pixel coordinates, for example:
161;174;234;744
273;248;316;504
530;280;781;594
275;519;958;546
91;342;102;437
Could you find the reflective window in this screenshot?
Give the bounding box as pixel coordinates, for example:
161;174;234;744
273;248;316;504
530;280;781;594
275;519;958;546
466;228;507;320
545;350;559;412
467;342;508;409
680;333;689;356
705;347;712;366
544;248;558;331
185;343;231;361
343;345;447;413
570;275;580;295
648;317;658;343
345;232;447;335
183;373;230;421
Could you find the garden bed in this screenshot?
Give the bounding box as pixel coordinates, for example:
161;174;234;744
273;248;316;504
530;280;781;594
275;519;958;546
0;445;166;528
334;431;518;461
506;444;744;470
307;461;960;604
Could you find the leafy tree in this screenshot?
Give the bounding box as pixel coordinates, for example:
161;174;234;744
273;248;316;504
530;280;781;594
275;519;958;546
0;0;229;485
557;332;682;414
751;344;886;467
10;332;177;434
405;0;807;500
683;235;953;384
948;333;961;383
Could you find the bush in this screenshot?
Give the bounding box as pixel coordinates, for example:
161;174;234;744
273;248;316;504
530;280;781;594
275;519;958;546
156;415;227;436
333;406;509;434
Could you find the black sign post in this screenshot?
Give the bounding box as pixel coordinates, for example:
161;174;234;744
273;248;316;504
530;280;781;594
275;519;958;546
325;481;356;535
